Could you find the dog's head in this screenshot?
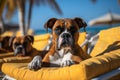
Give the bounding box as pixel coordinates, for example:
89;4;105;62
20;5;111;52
9;35;34;56
0;36;12;50
44;17;87;51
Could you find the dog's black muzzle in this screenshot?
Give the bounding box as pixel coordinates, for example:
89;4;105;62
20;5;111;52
61;33;72;47
14;45;25;56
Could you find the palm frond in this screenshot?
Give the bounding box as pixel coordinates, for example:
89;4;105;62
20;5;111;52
118;0;120;5
47;0;62;15
5;0;17;20
91;0;97;4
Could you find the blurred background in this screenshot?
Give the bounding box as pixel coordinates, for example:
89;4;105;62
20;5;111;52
0;0;120;36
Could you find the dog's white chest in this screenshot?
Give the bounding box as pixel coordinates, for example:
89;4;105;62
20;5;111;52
49;49;73;65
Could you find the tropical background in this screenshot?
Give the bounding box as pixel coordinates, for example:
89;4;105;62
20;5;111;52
0;0;120;36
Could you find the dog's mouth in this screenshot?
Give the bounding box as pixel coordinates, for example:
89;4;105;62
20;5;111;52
14;51;25;57
57;37;72;50
15;52;25;57
14;47;26;57
61;41;71;48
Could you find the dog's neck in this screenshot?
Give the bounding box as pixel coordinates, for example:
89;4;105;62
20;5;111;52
26;46;35;56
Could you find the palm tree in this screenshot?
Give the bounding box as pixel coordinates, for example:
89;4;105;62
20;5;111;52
0;0;62;35
0;0;25;35
1;0;26;35
26;0;33;33
0;0;7;34
118;0;120;5
16;0;26;35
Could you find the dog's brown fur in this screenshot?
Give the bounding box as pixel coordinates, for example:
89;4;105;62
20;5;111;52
0;36;13;53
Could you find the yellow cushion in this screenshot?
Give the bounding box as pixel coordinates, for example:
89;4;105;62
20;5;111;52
1;29;34;37
78;32;87;52
1;31;14;37
1;27;120;79
0;53;13;59
0;57;31;71
3;56;31;63
0;59;4;70
2;49;120;80
33;34;50;50
90;27;120;57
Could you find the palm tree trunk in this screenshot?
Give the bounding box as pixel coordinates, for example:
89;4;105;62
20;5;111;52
0;17;4;34
17;0;26;36
26;0;33;33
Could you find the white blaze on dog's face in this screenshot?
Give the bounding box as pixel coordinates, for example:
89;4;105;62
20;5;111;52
9;35;34;56
57;27;74;50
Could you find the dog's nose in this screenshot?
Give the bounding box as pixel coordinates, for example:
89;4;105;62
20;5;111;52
62;33;71;39
17;47;23;52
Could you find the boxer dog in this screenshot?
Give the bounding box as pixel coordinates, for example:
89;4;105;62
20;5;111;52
9;35;47;57
0;36;13;53
28;17;91;70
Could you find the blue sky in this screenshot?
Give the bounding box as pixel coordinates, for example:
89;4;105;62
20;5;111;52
10;0;120;30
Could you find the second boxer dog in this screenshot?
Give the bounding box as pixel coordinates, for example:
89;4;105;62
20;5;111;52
28;17;91;70
9;35;47;58
0;36;13;53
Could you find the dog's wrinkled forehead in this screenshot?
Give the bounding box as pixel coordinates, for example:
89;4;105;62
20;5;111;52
13;37;26;44
53;19;79;30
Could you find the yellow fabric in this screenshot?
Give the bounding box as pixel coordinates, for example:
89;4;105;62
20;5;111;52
1;27;120;79
1;31;14;37
78;32;87;52
0;59;4;70
90;26;120;57
0;53;13;59
1;29;34;37
2;49;120;80
0;57;31;71
78;32;86;45
3;56;31;63
33;33;50;50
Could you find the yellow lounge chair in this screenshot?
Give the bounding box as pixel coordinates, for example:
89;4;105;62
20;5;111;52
1;27;120;80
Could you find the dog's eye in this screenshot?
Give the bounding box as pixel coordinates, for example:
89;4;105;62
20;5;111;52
54;26;63;35
14;43;19;48
22;41;28;48
23;41;28;45
70;26;77;33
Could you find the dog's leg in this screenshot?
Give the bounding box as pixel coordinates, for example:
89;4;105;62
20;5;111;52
60;52;75;67
28;55;42;70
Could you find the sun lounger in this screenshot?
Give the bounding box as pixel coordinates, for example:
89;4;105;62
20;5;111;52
0;27;120;80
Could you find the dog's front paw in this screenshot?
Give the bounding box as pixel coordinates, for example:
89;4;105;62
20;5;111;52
60;60;75;67
28;55;42;70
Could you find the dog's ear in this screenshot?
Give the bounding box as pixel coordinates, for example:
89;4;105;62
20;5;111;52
1;36;10;43
25;35;34;44
73;17;87;31
44;18;58;31
3;36;10;41
9;36;16;47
